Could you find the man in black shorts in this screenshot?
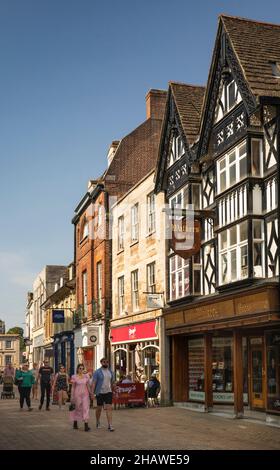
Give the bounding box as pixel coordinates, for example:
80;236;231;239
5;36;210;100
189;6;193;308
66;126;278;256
91;358;114;431
38;359;54;411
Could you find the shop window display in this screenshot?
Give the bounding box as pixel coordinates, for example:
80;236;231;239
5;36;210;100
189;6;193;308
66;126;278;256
212;337;233;402
188;338;205;401
115;350;127;382
266;331;280;413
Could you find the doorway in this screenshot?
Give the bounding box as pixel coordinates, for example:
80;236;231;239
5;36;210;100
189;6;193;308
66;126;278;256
249;337;265;409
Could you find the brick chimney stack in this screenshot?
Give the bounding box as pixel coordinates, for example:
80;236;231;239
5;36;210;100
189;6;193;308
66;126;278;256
107;140;120;167
146;89;167;120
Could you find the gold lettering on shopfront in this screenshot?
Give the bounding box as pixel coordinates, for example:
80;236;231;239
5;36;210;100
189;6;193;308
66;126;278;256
165;290;272;330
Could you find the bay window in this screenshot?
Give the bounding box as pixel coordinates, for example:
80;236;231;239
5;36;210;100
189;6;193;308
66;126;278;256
169;255;190;300
219;221;248;285
217;142;247;193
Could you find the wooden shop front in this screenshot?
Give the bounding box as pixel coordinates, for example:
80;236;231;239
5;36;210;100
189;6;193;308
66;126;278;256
165;284;280;416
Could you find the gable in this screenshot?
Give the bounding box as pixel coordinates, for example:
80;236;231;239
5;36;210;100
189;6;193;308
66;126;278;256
155;91;192;195
155;84;205;194
198;24;257;159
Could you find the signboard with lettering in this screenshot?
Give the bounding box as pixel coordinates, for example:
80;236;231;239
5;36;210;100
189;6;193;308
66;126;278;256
170;216;201;259
52;309;65;323
146;294;163;309
113;382;145;406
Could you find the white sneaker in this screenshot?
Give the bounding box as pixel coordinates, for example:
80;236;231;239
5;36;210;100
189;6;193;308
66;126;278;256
96;422;101;429
108;425;115;432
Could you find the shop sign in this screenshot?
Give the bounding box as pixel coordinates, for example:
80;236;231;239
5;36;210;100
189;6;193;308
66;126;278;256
189;391;248;403
170;215;201;259
189;391;205;401
110;320;157;344
33;334;44;347
82;325;100;347
52;309;65;323
113;383;145;405
146;294;163;309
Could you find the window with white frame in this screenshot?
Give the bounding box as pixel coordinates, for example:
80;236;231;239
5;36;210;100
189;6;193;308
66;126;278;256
82;271;88;314
131;204;139;243
169;255;190;300
5;340;12;349
97;262;102;313
118;276;125;315
131;270;139;311
219;221;248;285
217;142;247;193
147;192;156;234
147;262;156;293
167;135;185;168
253;220;264;278
118;216;124;251
81;219;89;240
251;139;263;177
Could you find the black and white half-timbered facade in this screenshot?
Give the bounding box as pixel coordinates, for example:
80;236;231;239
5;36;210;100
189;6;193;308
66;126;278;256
155;15;280;422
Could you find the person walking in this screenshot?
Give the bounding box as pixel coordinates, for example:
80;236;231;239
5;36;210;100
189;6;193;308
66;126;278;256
15;364;35;411
147;373;161;407
52;364;69;409
38;359;54;411
70;364;92;431
4;363;15;379
31;363;39;400
91;358;114;432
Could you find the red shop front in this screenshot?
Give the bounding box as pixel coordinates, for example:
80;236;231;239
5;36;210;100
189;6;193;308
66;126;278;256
110;320;159;382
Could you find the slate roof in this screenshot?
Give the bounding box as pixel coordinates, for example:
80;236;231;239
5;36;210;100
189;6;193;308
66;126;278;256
170;82;205;144
221;14;280;99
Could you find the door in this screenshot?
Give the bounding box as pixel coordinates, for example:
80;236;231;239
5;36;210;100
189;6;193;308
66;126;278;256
249;337;265;409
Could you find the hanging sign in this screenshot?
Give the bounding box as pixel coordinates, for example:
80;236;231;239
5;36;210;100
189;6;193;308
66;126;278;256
170;215;201;259
52;309;65;323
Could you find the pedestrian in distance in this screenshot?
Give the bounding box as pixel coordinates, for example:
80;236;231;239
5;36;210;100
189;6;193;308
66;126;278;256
4;363;15;379
70;364;92;432
38;359;54;411
52;364;69;409
147;373;161;407
15;363;35;411
91;357;115;432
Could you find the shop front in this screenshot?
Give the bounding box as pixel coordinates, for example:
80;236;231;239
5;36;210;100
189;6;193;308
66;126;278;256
110;320;160;382
74;323;104;374
53;331;74;376
166;285;280;418
33;333;44;365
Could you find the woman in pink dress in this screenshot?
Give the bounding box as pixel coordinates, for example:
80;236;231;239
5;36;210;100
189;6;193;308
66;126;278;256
70;364;92;431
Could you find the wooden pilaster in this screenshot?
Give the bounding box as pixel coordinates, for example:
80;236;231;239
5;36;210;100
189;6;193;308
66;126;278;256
172;336;187;402
204;333;213;411
233;329;244;418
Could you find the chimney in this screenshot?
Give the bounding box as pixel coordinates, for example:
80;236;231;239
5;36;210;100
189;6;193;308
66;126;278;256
107;140;120;167
146;89;167;120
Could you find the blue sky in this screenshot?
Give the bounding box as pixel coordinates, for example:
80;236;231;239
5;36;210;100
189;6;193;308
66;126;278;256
0;0;280;330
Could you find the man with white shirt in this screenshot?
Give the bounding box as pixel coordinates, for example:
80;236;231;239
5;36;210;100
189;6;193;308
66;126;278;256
91;358;114;431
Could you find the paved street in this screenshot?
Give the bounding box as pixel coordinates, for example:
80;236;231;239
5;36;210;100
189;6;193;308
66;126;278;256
0;394;280;450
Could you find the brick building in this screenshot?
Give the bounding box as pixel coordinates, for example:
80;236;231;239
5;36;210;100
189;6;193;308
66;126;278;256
72;89;166;372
